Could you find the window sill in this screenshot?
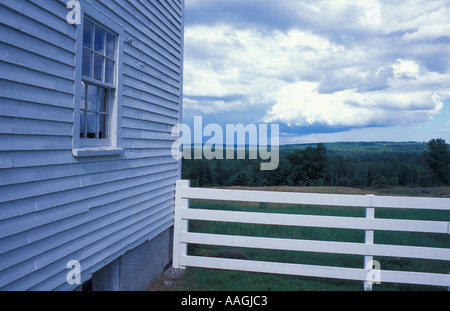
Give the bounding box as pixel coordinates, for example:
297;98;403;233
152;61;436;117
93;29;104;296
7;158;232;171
72;147;124;157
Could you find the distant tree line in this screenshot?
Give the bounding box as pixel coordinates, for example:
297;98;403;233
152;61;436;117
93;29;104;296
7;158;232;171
181;139;450;188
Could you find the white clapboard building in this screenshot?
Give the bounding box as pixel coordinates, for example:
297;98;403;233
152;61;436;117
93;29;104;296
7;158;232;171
0;0;184;290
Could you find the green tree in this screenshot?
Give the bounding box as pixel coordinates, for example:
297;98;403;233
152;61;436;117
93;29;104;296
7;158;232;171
337;176;351;187
378;175;388;188
388;176;399;187
423;138;450;185
351;175;365;187
287;144;327;186
230;169;251;186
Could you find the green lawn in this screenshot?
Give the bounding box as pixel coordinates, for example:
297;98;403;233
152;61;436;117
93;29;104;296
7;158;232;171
181;192;450;291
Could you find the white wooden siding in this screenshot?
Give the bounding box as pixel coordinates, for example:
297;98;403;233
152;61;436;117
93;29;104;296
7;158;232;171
0;0;184;290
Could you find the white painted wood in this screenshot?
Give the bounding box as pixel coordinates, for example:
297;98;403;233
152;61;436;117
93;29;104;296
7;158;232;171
0;148;174;170
0;155;176;187
121;94;179;118
97;0;181;66
0;0;184;290
122;128;178;141
122;115;175;133
372;195;450;210
364;195;375;291
0;24;74;66
0;117;72;137
0;98;74;123
72;148;125;157
122;75;180;105
121;138;174;149
123;41;181;82
0;163;176;205
2;213;174;290
118;0;180;49
0;80;74;109
184;187;450;211
3;0;75;41
181;255;369;282
181;208;449;234
0;59;74;94
0;42;74;80
122;63;180;97
173;180;190;269
181;232;450;261
0;135;73;151
378;269;450;287
122;106;178;126
180;256;450;287
0;176;176;240
173;181;450;289
176;0;185;182
184;187;372;207
123;44;181;84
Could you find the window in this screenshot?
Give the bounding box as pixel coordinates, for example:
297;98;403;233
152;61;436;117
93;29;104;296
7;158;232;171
80;19;115;141
72;9;124;157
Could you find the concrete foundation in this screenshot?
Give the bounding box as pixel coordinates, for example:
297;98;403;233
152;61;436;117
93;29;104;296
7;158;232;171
91;228;173;291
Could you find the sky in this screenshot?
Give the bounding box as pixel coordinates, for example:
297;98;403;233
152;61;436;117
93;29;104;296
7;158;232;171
181;0;450;145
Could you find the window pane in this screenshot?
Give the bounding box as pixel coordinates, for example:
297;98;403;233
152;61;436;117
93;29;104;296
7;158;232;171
106;32;115;59
87;84;98;112
79;111;86;138
99;113;108;139
105;59;115;84
81;82;86;110
86;112;97;138
99;87;107;113
83;20;93;49
94;26;105;54
82;48;92;78
94;53;104;81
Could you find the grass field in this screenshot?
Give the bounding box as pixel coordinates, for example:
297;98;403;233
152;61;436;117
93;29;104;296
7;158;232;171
180;186;450;291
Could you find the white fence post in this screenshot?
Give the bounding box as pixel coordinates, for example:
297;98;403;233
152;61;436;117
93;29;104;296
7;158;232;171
173;179;190;269
364;194;375;291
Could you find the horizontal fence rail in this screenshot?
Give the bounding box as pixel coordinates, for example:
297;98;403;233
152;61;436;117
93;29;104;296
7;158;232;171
173;180;450;290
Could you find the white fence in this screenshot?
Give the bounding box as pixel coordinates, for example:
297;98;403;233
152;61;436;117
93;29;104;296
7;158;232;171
173;180;450;290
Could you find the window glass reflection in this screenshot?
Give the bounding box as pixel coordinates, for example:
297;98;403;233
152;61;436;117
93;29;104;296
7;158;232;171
94;53;104;81
83;20;93;49
87;84;98;112
94;26;105;54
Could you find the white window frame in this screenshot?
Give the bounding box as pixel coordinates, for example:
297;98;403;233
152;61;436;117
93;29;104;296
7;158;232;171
72;1;124;157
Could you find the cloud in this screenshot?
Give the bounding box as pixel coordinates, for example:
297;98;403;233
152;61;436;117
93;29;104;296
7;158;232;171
183;25;337;95
263;81;443;128
183;0;450;139
183;25;352;105
381;4;450;41
183;97;244;115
